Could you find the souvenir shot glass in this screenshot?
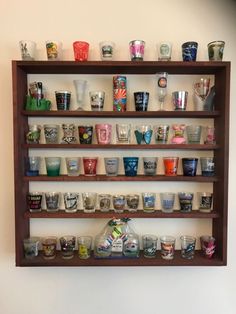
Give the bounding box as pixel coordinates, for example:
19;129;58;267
116;124;131;144
78;236;92;259
204;126;216;145
142;235;158;258
155;125;169;143
182;41;198;61
182;158;198;177
66;157;80;176
27;192;43;212
160;236;176;260
44;124;59;144
126;194;140;212
172;91;188;111
200;157;215;176
104;157;119;176
112;194;126;213
46;40;61;60
23;237;40;259
63;192;79;213
123;157;139;176
163;157;179;176
142;192;156;213
157;42;172;61
129;40;145;61
60;236;76;259
208;40;225;61
45;192;60;212
61;124;77;144
98;194;112;212
55;91;71;110
134;125;153;145
90;91;105;111
180;235;196;259
178;192;194;212
82;192;97;213
25;156;41;176
73;41;89;61
197;192;213;212
78;125;93;144
134;92;149;111
186;125;202;144
99;41;115;60
200;235;216;258
42;237;57;260
95;123;112;144
26;124;41;144
160;193;175;213
45;157;61;176
83;157;98;176
143;157;158;176
19;40;36;60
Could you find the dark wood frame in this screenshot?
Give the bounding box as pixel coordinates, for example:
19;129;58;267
12;60;230;267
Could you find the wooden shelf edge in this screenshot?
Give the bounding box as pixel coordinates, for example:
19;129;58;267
24;210;220;219
17;251;225;267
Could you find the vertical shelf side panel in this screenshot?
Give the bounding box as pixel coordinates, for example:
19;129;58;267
12;61;29;266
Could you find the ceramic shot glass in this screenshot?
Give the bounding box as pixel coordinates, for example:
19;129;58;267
45;192;60;212
155;125;169;143
126;194;140;212
73;41;89;61
180;235;196;259
186;125;202;144
200;157;215;176
90;91;105;111
116;124;131;144
200;235;216;258
163;157;179;176
160;193;175;213
78;125;93;144
160;236;176;260
55;91;71;110
143;157;158;176
104;157;119;176
182;41;198;61
143;234;158;258
99;41;115;60
44;124;59;144
113;194;126;213
208;41;225;61
134;92;149;111
95;123;112;144
26;124;41;144
19;40;36;60
45;157;61;176
66;157;80;176
83;157;98;176
182;158;198;176
172;91;188;111
82;192;97;213
63;192;79;213
23;237;40;259
46;40;61;60
60;236;76;259
42;237;57;260
142;193;156;213
27;192;43;212
178;192;194;212
129;40;145;61
123;157;139;176
98;194;112;212
25;156;41;176
157;42;172;61
197;192;213;212
78;236;92;259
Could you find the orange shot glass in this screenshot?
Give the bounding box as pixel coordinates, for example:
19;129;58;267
163;157;179;176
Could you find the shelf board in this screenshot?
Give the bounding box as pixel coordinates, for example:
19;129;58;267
14;60;230;75
24;143;219;150
19;250;225;267
22;110;220;118
23;174;218;182
24;210;220;219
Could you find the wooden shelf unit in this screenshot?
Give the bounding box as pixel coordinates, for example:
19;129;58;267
12;60;230;267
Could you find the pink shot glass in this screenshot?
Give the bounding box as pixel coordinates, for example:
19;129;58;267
95;124;112;144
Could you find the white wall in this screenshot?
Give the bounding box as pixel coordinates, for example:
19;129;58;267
0;0;236;313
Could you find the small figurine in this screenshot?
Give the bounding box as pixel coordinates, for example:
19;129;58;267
171;124;186;144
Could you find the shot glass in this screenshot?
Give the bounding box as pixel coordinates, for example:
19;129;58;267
63;192;79;213
208;40;225;61
66;157;80;176
55;91;71;110
204;126;216;145
197;192;213;212
23;237;40;259
182;158;198;176
42;237;57;260
98;194;112;212
60;236;76;259
134;125;153;145
19;40;36;60
178;192;194;212
44;124;59;144
104;157;119;176
142;192;156;213
90;91;105;111
78;125;93;144
113;194;126;213
82;192;97;213
157;42;172;61
45;157;61;176
78;236;92;259
45;192;60;212
200;157;215;176
25;156;41;176
186;125;202;144
160;236;176;260
27;192;43;212
143;157;158;176
163;157;179;176
126;194;140;212
95;123;112;144
83;157;98;176
142;234;158;258
46;40;61;60
26;124;41;144
116;124;131;144
73;41;89;61
129;40;145;61
123;157;139;176
172;91;188;111
61;124;77;144
160;192;175;213
134;92;149;111
180;235;196;259
200;235;216;258
155;125;169;143
182;41;198;61
99;41;115;60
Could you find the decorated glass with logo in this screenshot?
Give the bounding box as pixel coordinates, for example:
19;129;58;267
156;72;168;111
